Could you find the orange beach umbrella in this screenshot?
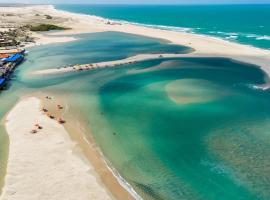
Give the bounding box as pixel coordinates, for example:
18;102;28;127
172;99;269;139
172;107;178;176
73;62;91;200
0;54;9;59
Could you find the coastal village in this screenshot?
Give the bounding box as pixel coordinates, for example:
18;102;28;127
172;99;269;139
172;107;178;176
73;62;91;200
0;9;72;137
0;26;32;88
0;7;69;89
0;49;26;89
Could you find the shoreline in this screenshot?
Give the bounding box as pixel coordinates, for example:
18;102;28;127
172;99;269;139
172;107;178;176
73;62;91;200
56;5;270;54
0;97;119;200
39;93;138;200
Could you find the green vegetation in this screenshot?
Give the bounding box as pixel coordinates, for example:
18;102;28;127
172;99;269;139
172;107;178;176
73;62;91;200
45;15;53;19
29;24;70;32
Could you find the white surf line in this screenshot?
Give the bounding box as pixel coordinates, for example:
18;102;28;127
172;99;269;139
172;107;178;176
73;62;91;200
32;53;208;76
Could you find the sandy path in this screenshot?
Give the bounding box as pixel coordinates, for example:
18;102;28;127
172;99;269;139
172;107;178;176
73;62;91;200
0;97;114;200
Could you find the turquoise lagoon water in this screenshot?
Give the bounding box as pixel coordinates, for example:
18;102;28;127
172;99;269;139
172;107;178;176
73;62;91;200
0;32;191;192
56;4;270;50
1;32;270;199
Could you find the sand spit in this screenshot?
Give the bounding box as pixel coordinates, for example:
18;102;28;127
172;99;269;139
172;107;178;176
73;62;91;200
32;53;199;75
0;97;114;200
32;52;269;77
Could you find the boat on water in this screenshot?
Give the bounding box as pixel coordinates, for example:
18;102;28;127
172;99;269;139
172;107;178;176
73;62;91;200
0;52;25;90
0;78;5;88
2;53;24;65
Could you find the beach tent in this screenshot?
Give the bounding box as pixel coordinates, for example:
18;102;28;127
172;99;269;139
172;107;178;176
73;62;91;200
3;54;23;63
0;54;9;59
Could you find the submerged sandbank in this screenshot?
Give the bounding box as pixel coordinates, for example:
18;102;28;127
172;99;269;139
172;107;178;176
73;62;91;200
0;97;115;200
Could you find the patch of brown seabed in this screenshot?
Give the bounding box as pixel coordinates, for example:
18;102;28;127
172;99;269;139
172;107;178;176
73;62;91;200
38;93;136;200
205;119;270;199
165;79;228;105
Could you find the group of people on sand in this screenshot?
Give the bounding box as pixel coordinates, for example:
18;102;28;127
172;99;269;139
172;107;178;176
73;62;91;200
56;64;97;72
30;96;66;134
53;58;144;75
30;124;43;134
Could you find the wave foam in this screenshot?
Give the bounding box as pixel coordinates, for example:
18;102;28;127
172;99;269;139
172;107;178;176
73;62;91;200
246;83;270;91
81;133;143;200
120;20;194;33
256;36;270;41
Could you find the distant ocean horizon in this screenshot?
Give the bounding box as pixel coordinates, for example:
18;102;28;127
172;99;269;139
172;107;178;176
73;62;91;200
55;4;270;50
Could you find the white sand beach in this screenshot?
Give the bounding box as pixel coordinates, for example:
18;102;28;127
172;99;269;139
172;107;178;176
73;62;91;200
0;97;114;200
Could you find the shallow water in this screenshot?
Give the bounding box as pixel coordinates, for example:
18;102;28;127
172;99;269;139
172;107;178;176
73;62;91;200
1;32;270;200
0;31;191;194
89;58;270;200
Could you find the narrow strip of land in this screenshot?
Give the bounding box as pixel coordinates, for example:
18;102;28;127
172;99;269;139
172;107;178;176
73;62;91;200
32;53;192;75
0;97;114;200
32;52;269;77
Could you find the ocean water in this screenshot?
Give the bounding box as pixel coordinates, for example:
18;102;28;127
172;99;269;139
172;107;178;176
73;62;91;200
1;32;270;200
56;4;270;50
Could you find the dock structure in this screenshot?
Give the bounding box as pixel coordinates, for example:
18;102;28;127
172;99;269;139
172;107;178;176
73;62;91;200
0;50;25;90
